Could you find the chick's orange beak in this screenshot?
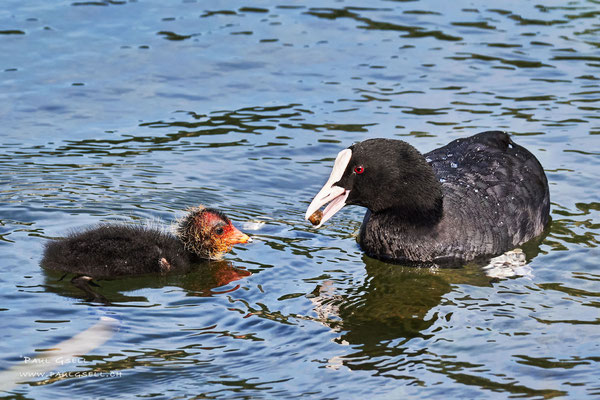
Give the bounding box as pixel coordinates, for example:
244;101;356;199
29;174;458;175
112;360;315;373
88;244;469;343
225;224;252;245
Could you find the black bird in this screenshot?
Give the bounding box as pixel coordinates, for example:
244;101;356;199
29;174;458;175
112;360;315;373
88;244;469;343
305;131;550;265
41;206;251;301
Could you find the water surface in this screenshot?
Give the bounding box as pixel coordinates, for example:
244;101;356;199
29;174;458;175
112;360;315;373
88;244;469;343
1;1;599;399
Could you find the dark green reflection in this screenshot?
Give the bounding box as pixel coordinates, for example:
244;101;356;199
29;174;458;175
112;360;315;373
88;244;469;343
304;7;462;41
331;258;452;342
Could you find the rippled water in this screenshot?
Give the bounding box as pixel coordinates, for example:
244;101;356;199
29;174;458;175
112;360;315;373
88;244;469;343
1;1;599;399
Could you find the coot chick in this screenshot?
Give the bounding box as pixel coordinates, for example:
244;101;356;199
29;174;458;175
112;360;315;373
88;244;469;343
41;206;251;301
305;131;550;265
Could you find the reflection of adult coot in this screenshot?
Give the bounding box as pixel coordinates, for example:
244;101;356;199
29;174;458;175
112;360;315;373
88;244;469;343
308;254;513;375
331;259;451;344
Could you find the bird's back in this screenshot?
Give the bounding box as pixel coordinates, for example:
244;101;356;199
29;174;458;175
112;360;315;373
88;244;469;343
41;224;193;278
425;131;550;260
359;131;550;265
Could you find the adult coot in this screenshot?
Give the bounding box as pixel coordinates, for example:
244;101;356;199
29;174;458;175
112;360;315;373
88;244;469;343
305;131;550;265
41;206;251;301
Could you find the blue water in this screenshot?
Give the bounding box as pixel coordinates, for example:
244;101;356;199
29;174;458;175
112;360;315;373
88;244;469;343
1;1;599;398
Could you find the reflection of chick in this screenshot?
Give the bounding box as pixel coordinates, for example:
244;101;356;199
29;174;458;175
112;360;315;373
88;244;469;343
41;206;251;302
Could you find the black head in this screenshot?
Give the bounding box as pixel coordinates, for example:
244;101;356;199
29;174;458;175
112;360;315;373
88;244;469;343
305;138;443;226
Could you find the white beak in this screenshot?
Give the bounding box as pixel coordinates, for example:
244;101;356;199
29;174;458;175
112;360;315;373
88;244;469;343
305;149;352;228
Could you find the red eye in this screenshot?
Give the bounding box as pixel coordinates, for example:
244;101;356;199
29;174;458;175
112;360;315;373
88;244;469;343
354;166;364;174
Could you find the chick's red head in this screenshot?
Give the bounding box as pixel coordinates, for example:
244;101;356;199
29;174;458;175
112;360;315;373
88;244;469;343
176;206;251;260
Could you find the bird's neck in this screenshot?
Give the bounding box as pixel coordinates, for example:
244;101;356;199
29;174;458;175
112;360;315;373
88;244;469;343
374;195;443;227
371;161;444;226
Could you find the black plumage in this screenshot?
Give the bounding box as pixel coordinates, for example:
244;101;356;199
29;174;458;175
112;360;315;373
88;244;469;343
41;224;197;279
41;206;251;279
307;131;550;265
